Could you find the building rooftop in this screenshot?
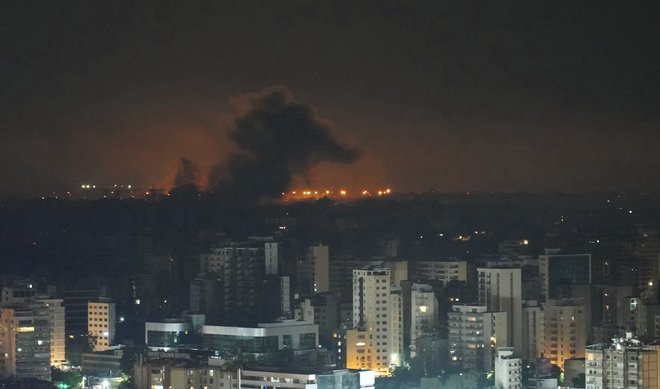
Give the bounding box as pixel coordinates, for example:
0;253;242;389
587;333;658;352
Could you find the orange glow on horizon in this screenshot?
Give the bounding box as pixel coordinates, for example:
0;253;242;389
282;187;393;201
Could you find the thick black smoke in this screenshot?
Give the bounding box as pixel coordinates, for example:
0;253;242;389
173;158;200;188
169;157;202;199
210;88;360;203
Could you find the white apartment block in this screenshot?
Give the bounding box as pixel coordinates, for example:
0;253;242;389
88;300;116;351
586;334;660;389
349;267;393;375
414;261;467;284
448;305;508;371
495;347;522;389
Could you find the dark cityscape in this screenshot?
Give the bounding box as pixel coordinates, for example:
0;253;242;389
1;2;660;389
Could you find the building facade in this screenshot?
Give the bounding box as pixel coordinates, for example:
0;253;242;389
409;283;438;358
39;298;66;368
494;347;522;389
297;244;330;294
448;305;508;371
542;299;587;369
586;334;660;389
135;358;238;389
348;267;393;375
0;303;51;381
202;320;319;360
539;253;591;300
88;299;116;351
478;267;523;355
522;300;543;362
240;368;375;389
413;261;468;285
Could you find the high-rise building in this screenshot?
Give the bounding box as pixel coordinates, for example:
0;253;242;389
448;305;508;371
2;280;66;368
332;325;349;368
0;303;52;381
478;267;523;355
539;253;591;300
330;259;370;303
380;260;408;288
586;333;660;389
409;283;438;358
593;284;633;329
265;241;283;275
279;275;292;317
1;282;66;368
633;230;660;301
38;298;66;368
389;286;403;366
190;273;222;323
413;261;468;285
88;299;116;351
297;292;338;347
61;283;102;337
262;275;293;322
348;266;393;375
522;300;543;362
541;299;587;369
297;244;330;294
494;347;522;389
199;248;226;274
631;297;660;338
196;238;282;325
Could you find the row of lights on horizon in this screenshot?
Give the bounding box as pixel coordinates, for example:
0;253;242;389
287;188;392;197
80;185;392;197
80;184;133;189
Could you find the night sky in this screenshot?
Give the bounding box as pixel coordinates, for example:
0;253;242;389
2;1;659;196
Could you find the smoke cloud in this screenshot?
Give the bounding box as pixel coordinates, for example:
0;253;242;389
173;157;201;189
209;88;360;203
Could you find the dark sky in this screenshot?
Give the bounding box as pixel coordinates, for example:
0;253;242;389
2;1;659;196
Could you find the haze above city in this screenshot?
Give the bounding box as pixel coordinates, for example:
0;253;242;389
2;1;660;197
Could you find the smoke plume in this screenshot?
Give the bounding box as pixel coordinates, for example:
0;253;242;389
210;88;360;203
173;157;201;189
